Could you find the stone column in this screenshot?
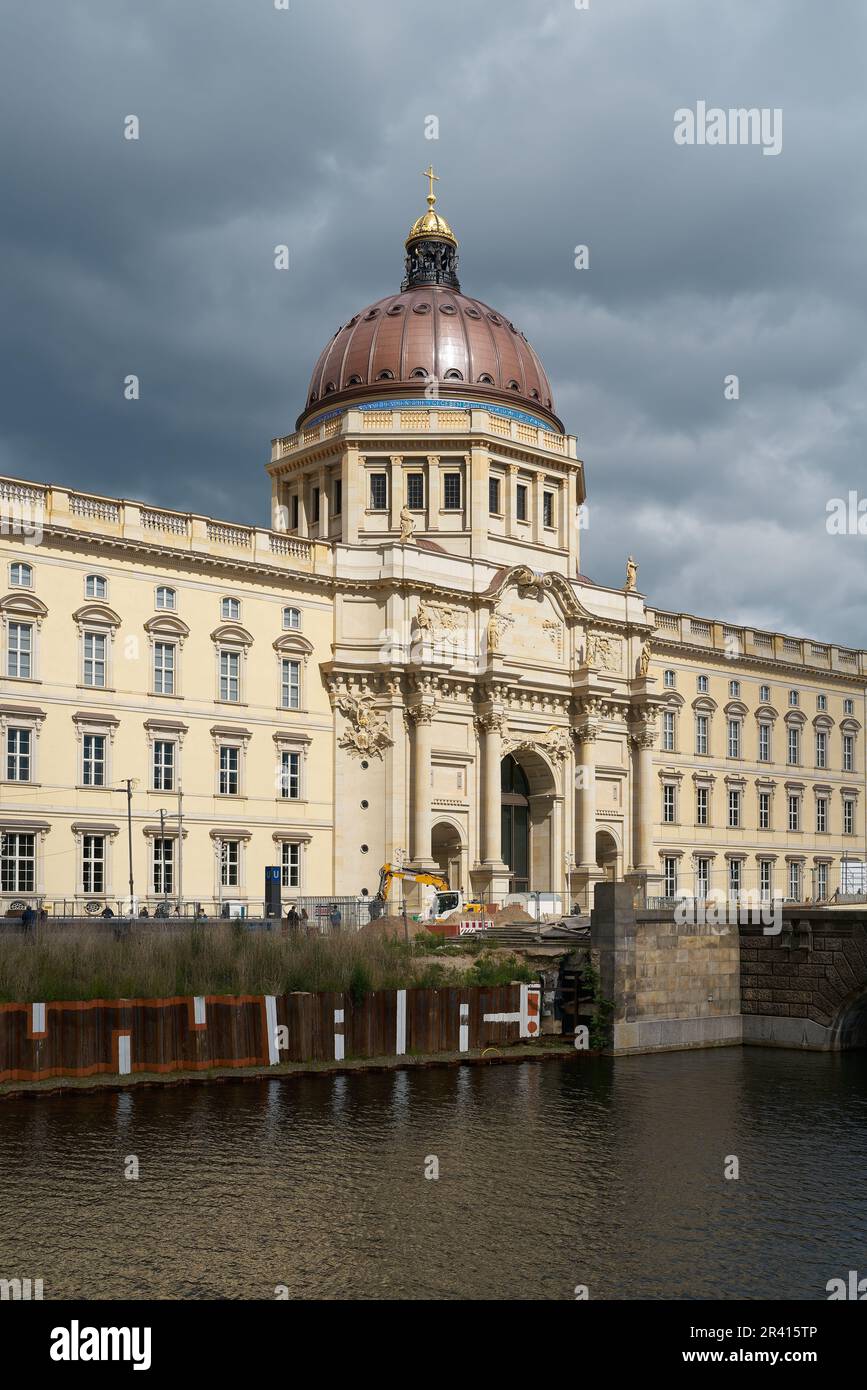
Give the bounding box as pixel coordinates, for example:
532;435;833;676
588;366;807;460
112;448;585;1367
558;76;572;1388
426;455;440;531
317;466;329;539
407;701;436;868
575;716;598;870
477;711;507;865
630;723;657;872
389;455;403;534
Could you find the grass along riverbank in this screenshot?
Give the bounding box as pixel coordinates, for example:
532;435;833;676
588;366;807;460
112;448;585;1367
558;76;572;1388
0;923;537;1002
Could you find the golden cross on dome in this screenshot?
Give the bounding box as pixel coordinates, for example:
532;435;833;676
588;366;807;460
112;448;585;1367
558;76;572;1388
422;164;439;207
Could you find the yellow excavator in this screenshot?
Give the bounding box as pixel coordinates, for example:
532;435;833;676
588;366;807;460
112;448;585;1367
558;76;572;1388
373;863;485;921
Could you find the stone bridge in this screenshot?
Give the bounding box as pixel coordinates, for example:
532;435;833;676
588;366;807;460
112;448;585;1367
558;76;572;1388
591;883;867;1053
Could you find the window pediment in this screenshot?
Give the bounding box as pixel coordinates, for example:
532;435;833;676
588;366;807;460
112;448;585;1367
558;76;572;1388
72;602;121;630
1;592;48;625
692;696;717;712
784;709;806;727
211;622;253;647
812;713;834;729
724;700;747;717
273;633;314;660
840;717;861;733
144;614;190;644
755;704;778;722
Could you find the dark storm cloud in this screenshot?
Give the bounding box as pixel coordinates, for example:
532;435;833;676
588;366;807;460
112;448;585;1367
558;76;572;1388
0;0;864;642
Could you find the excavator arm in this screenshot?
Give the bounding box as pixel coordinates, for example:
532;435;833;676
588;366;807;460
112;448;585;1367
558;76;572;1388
376;862;449;902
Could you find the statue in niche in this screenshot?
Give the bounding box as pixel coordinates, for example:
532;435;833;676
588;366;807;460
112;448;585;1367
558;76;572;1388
399;505;415;544
638;639;651;677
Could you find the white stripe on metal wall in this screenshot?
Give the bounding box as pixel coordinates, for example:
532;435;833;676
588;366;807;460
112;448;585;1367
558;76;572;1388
193;995;206;1026
265;995;279;1065
117;1034;131;1076
459;1001;469;1053
396;989;406;1056
334;1007;345;1062
31;1002;46;1034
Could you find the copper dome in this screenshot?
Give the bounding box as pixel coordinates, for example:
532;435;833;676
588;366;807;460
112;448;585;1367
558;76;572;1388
298;180;560;430
300;287;559;430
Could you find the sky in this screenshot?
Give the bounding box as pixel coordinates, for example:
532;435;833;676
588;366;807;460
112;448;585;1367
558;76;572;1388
1;0;864;644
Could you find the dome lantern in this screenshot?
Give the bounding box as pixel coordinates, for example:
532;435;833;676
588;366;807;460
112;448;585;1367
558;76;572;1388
402;166;461;291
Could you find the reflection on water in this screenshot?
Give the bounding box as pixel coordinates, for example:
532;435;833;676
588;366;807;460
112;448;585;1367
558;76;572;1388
1;1049;866;1300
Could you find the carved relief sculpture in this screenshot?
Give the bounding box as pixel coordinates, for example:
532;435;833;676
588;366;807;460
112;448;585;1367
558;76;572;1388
336;692;394;759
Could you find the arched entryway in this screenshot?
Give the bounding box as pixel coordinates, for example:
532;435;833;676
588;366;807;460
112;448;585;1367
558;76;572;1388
596;830;620;881
832;990;867;1049
499;750;558;892
431;820;464;889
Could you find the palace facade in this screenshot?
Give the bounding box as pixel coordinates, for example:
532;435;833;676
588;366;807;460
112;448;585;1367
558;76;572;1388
1;181;865;913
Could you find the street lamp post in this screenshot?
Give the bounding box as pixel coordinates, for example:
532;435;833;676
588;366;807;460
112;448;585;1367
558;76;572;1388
111;779;137;913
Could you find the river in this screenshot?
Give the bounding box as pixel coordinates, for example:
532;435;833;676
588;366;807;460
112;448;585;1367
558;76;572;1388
1;1048;865;1300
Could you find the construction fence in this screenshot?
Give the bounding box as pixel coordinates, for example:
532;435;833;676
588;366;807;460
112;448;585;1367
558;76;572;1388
0;982;542;1085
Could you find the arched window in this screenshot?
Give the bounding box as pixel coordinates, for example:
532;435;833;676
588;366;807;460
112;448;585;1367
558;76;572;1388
282;606;302;631
10;562;32;589
155;586;176;611
376;370;394;381
85;574;107;600
444;369;463;381
478;374;495;385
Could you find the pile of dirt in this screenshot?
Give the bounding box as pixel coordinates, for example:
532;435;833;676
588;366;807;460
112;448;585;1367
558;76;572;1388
358;914;429;940
489;905;536;925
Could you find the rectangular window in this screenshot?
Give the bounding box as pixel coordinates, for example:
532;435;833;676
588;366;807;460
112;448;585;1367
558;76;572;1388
82;733;106;787
844;698;854;716
406;473;425;510
696;858;710;898
760;860;772;902
843;734;854;772
758;724;771;762
516;484;528;521
662;711;675;751
83;631;107;688
219;650;240;702
816;796;828;833
488;476;501;514
281;841;301;889
787;727;800;765
663;785;676;823
728;790;741;828
82;834;105;894
153;837;174;895
695;715;708;756
311;487;320;525
1;831;35;893
8;621;33;678
817;694;827;711
369;473;388;510
291;495;300;529
696;786;709;826
281;658;301;710
219;746;239;796
664;857;678;897
154;641;175;695
221;597;240;622
6;728;31;782
543;492;555;528
280;750;301;800
153;740;175;792
220;840;239;888
729;859;742;898
759;791;771;830
443;473;462;510
789;689;799;707
333;478;342;516
697;675;709;693
729;680;740;698
788;794;800;832
815;730;827;768
843;800;854;835
663;670;676;689
727;719;741;758
788;861;802;901
816;863;828;900
760;685;770;702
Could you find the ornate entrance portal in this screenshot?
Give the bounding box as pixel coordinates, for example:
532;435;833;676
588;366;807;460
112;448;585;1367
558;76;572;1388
501;755;530;892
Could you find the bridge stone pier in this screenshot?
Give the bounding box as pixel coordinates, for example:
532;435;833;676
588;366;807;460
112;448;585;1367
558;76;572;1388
590;884;867;1054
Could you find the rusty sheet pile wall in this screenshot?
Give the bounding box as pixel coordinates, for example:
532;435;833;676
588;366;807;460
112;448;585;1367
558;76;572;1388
0;983;541;1083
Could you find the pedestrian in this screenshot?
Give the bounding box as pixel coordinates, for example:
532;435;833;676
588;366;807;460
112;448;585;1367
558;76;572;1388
21;904;36;932
287;905;300;930
139;905;150;919
329;904;342;932
101;905;114;919
300;906;310;934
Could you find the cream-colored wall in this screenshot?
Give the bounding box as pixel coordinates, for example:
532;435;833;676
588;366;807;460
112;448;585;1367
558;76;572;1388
0;526;334;908
650;649;866;896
